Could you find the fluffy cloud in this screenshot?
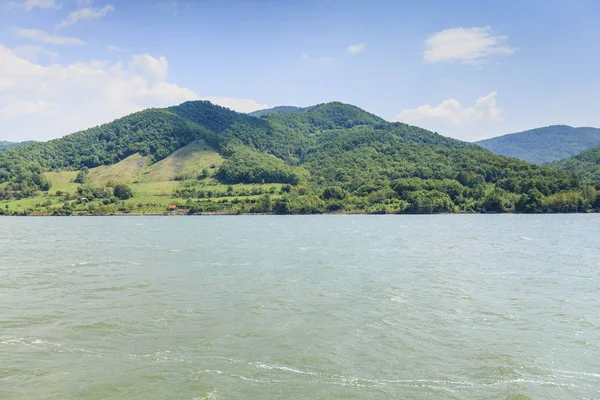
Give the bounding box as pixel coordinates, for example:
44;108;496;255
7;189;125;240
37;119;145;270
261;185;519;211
129;54;169;83
15;28;84;45
4;0;59;10
12;44;59;61
57;4;115;28
394;92;503;140
424;27;514;65
0;45;268;141
346;43;365;55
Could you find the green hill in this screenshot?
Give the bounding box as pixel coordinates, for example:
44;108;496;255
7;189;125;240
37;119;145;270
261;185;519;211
550;144;600;180
476;125;600;163
0;141;36;152
1;101;599;215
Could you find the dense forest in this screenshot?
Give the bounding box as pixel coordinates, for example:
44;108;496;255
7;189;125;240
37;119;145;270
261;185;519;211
476;125;600;164
1;101;599;214
550;144;600;181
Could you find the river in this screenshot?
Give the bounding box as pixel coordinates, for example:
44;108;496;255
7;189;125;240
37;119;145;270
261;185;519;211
1;215;599;399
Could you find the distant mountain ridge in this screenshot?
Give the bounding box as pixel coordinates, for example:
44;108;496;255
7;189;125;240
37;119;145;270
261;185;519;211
0;141;36;152
476;125;600;164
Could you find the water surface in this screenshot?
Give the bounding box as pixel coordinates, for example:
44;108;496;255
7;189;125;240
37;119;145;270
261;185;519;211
1;215;599;399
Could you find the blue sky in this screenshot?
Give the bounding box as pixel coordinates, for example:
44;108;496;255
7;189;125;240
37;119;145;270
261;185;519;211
1;0;599;142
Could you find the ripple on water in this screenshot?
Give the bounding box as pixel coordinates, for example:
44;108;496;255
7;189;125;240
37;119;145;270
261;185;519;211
0;336;100;357
92;285;130;292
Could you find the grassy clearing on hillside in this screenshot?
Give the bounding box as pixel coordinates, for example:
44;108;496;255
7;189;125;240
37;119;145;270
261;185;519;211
142;140;223;182
1;196;48;212
131;181;180;196
44;171;79;194
126;182;181;208
88;153;150;184
77;140;223;186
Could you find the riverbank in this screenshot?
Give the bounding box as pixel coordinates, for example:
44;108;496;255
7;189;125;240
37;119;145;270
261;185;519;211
1;210;597;216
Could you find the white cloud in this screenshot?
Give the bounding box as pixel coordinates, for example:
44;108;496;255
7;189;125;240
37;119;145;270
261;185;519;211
4;0;59;10
57;4;115;28
15;28;85;45
0;45;267;141
12;44;59;61
129;54;168;83
394;92;503;140
424;27;514;65
199;97;268;114
346;43;365;54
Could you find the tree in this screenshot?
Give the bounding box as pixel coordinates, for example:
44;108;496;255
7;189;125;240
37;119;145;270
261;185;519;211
321;186;347;200
479;187;513;213
273;196;291;214
113;184;133;200
74;167;88;184
33;173;52;191
251;194;272;213
515;189;544;213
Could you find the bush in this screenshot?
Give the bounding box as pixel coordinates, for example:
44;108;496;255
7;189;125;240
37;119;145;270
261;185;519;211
113;184;133;200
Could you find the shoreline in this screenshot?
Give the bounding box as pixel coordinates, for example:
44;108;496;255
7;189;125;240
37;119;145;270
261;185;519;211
1;211;596;217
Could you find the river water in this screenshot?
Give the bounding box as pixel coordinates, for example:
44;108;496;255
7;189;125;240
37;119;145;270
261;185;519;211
1;215;599;399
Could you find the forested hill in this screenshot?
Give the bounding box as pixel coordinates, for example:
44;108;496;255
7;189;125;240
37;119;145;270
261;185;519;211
1;101;599;215
550;144;600;180
476;125;600;164
0;141;36;152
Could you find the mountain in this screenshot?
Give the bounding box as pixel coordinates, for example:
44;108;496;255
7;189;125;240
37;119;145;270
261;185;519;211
550;144;600;180
475;125;600;164
1;101;598;215
0;140;36;152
